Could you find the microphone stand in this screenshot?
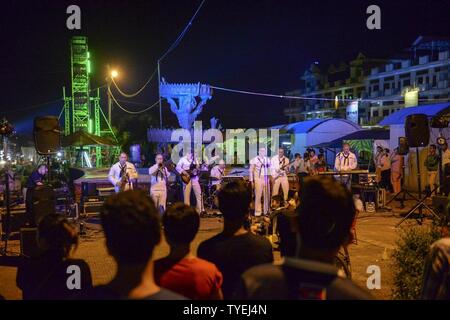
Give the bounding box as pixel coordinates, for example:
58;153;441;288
263;158;270;216
192;153;205;215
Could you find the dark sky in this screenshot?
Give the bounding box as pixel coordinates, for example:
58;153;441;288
1;0;450;130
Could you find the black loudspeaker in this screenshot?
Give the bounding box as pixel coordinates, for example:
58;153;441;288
33;116;61;155
32;186;56;225
405;114;430;148
398;137;409;155
82;182;98;197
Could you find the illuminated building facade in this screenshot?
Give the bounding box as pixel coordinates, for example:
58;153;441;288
285;36;450;125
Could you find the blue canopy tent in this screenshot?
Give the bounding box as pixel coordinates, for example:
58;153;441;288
313;129;390;149
379;102;450;126
271;118;360;156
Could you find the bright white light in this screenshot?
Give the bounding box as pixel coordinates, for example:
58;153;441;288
57;152;62;157
282;142;292;145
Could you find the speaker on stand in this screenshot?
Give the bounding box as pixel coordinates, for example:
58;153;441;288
33;116;62;182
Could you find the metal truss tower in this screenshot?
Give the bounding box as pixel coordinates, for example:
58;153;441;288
70;36;91;132
64;36;117;167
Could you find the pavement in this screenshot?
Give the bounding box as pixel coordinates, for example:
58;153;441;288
0;198;439;300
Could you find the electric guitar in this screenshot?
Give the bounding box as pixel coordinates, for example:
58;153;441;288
273;159;295;180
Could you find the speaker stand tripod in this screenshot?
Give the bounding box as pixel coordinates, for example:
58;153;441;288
385;158;417;209
396;185;440;227
396;147;440;227
386;188;419;209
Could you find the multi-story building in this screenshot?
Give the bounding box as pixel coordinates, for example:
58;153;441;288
285;36;450;125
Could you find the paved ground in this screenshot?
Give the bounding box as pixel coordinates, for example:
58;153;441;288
0;199;436;300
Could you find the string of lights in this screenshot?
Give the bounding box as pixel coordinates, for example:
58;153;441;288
111;67;158;98
108;87;159;114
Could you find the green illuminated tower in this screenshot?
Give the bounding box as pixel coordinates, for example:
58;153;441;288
64;36;117;167
70;36;91;132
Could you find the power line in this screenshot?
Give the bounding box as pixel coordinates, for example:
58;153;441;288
159;0;207;63
1;84;107;116
210;85;450;103
1;98;63;115
111;0;207;100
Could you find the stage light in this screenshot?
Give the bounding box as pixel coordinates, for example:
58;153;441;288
111;70;119;78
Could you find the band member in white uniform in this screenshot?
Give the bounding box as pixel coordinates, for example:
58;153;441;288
176;151;203;213
108;152;138;193
249;147;271;216
148;153;170;211
334;143;357;188
271;148;290;201
210;159;226;191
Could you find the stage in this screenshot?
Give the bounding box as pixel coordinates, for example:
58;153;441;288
72;166;250;202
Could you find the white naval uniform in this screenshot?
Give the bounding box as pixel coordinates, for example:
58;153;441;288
334;151;357;188
176;156;202;213
108;161;138;193
271;155;290;201
149;164;170;211
249;156;271;216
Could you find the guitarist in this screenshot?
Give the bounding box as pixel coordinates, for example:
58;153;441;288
149;154;171;212
108;152;138;193
271;148;290;202
176;151;202;214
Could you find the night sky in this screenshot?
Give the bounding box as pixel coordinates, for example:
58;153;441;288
1;0;450;130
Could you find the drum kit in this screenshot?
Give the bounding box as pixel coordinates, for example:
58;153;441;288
198;164;249;210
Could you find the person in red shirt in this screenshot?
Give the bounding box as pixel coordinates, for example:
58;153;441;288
154;203;223;300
